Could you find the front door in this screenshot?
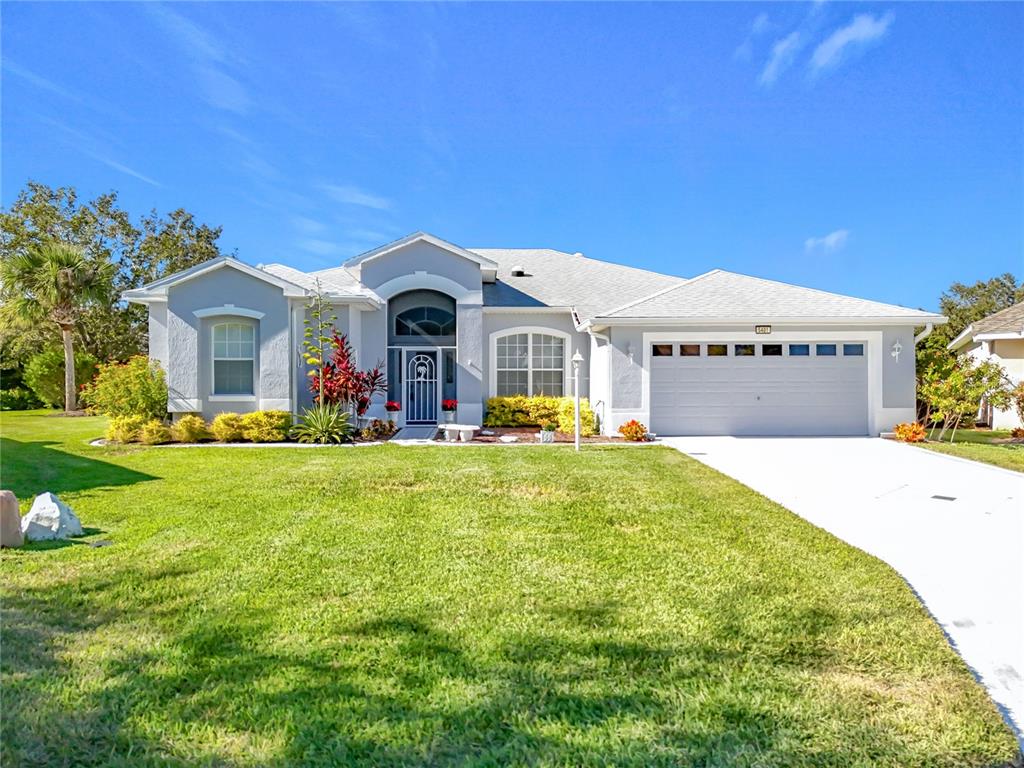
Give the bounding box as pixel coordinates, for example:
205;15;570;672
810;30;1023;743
405;350;438;424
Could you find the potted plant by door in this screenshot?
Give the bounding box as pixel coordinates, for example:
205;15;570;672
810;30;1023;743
385;400;401;430
538;422;556;444
442;399;458;423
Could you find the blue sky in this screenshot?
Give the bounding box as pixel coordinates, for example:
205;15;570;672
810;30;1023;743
3;2;1022;311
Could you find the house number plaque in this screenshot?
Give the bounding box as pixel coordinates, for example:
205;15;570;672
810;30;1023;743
754;325;771;335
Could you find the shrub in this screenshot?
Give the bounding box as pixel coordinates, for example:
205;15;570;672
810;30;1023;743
618;419;649;442
360;418;398;441
105;414;147;443
1011;427;1024;439
172;414;209;443
484;395;595;435
139;419;172;445
0;388;42;411
893;422;927;443
23;346;98;408
240;410;293;442
556;398;596;436
210;412;245;442
293;403;354;444
81;356;167;418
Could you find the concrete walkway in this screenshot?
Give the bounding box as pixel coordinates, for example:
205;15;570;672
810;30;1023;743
661;435;1024;740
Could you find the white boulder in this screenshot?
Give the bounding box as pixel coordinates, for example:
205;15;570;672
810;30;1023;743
20;492;83;541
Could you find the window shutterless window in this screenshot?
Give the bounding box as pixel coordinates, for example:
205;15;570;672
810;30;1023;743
707;344;728;357
788;344;810;356
734;344;755;357
496;333;565;396
762;344;782;356
816;344;837;356
679;344;700;356
843;343;864;356
212;322;255;395
652;344;673;357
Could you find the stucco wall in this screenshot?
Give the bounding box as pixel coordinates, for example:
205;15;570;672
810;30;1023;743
988;338;1024;429
164;267;291;417
148;303;169;372
604;323;919;435
359;241;482;294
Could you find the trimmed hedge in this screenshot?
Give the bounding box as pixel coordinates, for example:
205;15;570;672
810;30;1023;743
105;415;147;443
240;410;292;442
485;396;596;436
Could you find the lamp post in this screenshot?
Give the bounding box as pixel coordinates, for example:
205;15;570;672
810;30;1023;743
572;350;584;452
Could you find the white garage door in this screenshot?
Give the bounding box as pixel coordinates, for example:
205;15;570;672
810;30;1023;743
649;341;868;436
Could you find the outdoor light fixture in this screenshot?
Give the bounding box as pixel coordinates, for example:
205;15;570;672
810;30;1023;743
572;350;584;451
891;339;903;362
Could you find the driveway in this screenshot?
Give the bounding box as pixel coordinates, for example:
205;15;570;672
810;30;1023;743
661;435;1024;740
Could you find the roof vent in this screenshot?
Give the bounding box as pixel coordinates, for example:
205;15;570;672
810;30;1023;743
510;265;529;277
574;252;584;258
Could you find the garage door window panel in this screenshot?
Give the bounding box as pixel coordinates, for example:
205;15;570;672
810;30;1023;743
735;344;755;357
843;343;864;356
816;344;837;356
708;344;729;357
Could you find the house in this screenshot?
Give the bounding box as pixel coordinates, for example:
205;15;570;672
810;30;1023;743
124;231;944;436
947;302;1024;429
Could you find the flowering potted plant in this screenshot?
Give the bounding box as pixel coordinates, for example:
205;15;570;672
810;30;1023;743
441;398;458;423
384;400;401;413
538;421;556;444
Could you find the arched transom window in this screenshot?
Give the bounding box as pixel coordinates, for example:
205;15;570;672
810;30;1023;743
395;306;455;338
495;332;566;396
212;322;255;395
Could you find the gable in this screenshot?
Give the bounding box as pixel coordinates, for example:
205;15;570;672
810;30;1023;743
356;238;486;295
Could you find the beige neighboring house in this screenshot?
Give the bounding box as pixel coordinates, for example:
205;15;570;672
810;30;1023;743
948;302;1024;429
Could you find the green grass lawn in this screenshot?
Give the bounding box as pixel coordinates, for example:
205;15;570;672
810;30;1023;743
918;429;1024;473
1;411;1017;767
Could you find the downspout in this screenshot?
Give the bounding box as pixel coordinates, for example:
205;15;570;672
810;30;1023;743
914;323;934;344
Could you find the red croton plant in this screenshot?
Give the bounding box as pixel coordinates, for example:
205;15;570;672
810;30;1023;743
309;332;387;416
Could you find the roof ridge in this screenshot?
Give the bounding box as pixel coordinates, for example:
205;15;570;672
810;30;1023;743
602;269;720;318
708;269;928;313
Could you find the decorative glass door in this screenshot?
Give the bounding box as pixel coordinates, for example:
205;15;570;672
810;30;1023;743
405;350;438;424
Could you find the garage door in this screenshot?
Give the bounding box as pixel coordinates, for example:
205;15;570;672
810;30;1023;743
649;341;868;436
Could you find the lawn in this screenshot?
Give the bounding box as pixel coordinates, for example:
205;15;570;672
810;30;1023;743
917;429;1024;473
0;411;1016;767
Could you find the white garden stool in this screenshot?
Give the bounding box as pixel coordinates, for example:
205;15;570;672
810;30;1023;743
439;423;479;442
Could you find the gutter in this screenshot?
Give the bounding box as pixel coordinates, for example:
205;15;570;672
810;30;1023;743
915;323;934;345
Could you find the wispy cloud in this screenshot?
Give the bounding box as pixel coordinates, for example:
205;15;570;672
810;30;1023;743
289;215;326;235
759;31;803;86
734;13;772;62
320;184;392;211
146;4;250;114
38;116;161;187
811;12;894;73
805;229;849;253
3;60;82;102
298;238;346;257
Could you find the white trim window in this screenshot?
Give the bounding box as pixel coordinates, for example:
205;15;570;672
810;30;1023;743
212;322;256;396
494;331;567;396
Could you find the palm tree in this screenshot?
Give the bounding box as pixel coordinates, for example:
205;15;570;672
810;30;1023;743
0;243;113;412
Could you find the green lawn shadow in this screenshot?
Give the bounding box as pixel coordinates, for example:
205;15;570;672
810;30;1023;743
0;437;157;500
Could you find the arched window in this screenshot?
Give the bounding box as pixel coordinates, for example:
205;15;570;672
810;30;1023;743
387;290;457;346
394;306;456;338
492;330;567;397
212;322;255;395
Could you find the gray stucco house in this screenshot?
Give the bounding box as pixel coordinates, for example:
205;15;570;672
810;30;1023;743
125;231;944;436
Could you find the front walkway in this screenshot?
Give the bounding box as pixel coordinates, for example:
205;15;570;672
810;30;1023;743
661;435;1024;741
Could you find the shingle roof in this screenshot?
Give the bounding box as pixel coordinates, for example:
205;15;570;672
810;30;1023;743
598;269;943;322
973;302;1024;334
261;263;380;300
471;248;685;322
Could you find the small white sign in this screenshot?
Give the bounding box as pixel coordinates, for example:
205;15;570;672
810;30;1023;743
754;325;771;335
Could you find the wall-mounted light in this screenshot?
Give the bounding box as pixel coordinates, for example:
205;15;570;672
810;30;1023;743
626;342;634;365
891;339;903;363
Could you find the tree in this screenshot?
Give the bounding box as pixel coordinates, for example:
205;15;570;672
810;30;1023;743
920;358;1012;442
0;243;113;412
0;182;228;364
301;280;337;405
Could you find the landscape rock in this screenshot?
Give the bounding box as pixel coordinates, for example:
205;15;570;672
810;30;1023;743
498;435;519;443
20;492;83;541
0;490;23;548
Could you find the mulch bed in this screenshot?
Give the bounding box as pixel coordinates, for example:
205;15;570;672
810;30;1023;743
435;426;621;444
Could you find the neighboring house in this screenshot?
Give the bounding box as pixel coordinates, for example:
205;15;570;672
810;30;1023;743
124;231;944;436
948;302;1024;429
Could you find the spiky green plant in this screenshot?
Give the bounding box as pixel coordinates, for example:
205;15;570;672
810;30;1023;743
292;403;354;444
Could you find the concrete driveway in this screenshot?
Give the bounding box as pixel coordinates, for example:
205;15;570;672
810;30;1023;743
661;435;1024;740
